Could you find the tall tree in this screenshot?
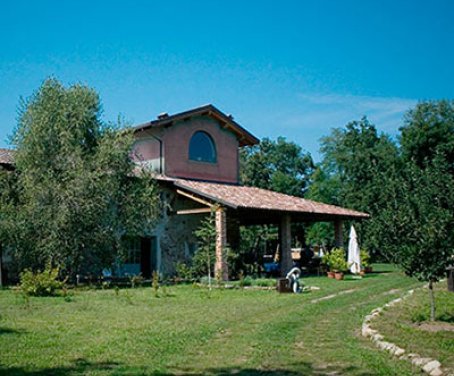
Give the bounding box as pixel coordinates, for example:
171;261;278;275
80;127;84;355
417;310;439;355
399;100;454;171
313;118;399;254
381;101;454;320
4;79;159;278
240;137;314;197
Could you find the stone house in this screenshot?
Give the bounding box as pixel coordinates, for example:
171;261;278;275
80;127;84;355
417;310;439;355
128;105;368;280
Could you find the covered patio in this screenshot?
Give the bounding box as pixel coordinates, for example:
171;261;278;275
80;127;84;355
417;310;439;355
170;178;369;280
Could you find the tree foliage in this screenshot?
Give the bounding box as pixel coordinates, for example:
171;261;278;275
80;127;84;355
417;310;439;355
240;137;314;197
309;118;399;255
2;79;160;278
312;102;454;320
400;100;454;171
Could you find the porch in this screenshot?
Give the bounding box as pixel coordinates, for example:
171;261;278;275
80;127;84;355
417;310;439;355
170;178;369;280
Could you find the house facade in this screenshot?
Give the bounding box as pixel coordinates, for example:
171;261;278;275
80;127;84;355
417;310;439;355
127;105;368;280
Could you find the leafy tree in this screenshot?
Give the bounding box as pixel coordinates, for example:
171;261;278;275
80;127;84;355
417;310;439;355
382;101;454;320
379;155;454;320
240;137;314;197
3;79;159;278
400;100;454;171
193;211;216;288
311;118;399;255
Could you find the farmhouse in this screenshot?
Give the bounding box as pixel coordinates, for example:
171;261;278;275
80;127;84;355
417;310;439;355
0;105;368;282
129;105;368;280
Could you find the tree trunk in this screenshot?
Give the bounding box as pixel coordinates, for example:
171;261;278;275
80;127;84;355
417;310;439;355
428;279;436;322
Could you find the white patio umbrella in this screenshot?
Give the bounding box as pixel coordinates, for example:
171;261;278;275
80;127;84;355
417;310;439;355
347;225;361;274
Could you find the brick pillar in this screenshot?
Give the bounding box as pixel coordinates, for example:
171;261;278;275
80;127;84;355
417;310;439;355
334;220;343;248
279;214;292;277
215;207;229;281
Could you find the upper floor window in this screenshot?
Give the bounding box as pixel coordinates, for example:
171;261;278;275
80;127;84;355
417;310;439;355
189;131;217;163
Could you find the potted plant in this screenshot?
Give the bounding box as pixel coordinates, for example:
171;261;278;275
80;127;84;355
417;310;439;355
329;248;348;280
321;253;335;278
360;249;372;273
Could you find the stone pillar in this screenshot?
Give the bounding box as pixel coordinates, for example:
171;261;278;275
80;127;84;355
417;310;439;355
334;220;343;248
215;207;229;281
279;214;292;277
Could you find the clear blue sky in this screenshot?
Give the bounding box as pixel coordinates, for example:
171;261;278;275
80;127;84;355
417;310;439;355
1;0;453;161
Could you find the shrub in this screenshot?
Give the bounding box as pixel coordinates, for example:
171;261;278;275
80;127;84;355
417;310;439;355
152;271;160;297
360;249;371;268
326;248;348;272
242;276;253;287
20;264;66;296
175;262;194;281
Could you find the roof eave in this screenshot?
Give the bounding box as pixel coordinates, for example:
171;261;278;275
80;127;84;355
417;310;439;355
132;104;259;147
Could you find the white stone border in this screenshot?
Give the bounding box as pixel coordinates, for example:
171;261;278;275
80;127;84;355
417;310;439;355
361;288;451;376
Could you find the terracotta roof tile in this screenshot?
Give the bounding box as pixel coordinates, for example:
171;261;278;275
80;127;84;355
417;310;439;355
173;179;369;219
0;148;14;165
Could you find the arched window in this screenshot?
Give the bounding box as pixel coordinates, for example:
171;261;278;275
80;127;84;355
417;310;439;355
189;131;217;163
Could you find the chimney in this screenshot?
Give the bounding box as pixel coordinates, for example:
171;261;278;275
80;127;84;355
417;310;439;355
157;112;169;120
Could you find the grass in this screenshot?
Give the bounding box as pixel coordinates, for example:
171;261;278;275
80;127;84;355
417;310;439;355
0;264;430;375
372;281;454;370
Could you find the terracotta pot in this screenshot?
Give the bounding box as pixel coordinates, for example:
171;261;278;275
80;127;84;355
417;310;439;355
327;271;335;279
334;272;344;280
359;270;366;277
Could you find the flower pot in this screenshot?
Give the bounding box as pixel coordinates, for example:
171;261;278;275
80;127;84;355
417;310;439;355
327;271;335;279
359;270;366;277
334;272;344;280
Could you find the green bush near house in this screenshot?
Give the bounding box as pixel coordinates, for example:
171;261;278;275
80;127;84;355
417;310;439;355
19;264;66;297
323;248;348;272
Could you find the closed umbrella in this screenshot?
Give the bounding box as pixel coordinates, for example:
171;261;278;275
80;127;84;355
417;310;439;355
348;225;361;274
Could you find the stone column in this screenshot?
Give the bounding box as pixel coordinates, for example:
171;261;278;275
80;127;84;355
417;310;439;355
334;220;343;248
215;207;229;281
279;214;292;276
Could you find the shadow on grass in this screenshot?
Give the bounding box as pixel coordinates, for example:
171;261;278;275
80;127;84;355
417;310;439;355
0;327;24;336
0;360;378;376
164;362;376;376
0;359;120;376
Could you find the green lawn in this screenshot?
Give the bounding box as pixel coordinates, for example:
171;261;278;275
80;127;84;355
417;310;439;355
0;265;428;375
372;281;454;371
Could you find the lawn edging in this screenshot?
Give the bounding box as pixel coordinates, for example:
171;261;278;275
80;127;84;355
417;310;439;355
361;286;451;376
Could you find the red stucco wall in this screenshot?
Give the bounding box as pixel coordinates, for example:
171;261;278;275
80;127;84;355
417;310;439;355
163;116;239;183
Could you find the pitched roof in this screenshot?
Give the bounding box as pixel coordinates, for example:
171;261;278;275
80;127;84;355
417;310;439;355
172;178;369;220
132;104;259;147
0;148;14;166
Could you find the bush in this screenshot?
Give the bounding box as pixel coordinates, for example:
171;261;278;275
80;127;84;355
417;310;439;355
323;248;348;272
20;264;66;296
175;262;194;281
242;276;253;287
360;249;371;268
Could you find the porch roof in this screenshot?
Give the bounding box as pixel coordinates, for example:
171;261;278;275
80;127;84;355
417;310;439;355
172;178;369;221
0;148;14;168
